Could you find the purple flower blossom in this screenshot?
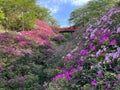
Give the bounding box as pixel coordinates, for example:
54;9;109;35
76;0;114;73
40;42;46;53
105;31;111;37
57;83;61;88
69;71;74;76
105;81;109;87
97;71;102;77
91;65;95;69
107;21;112;25
112;52;119;59
43;81;47;87
80;50;88;56
56;74;63;79
91;79;97;86
106;59;111;63
69;68;76;76
99;35;109;43
89;44;96;51
101;15;107;21
7;47;14;53
65;74;70;80
0;67;3;73
52;78;56;81
77;67;82;71
110;40;116;45
117;74;120;79
62;68;68;74
117;27;120;33
48;88;51;90
90;29;98;39
117;47;120;53
90;33;96;39
108;52;119;59
114;81;119;86
77;60;84;65
66;53;72;59
96;49;103;57
105;55;111;63
97;20;101;25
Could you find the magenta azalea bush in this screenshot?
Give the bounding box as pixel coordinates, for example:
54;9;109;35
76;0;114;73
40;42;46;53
0;32;56;90
45;5;120;90
0;32;34;56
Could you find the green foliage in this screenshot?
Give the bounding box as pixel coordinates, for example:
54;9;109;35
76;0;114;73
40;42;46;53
69;0;118;27
46;79;69;90
0;0;35;30
0;0;59;31
0;9;5;20
0;45;55;90
0;32;56;89
116;84;120;90
47;16;60;28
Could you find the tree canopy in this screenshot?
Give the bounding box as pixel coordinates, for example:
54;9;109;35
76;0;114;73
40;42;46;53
69;0;118;27
0;0;59;31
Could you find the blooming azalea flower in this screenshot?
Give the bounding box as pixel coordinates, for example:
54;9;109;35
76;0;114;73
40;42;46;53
117;47;120;53
110;40;116;45
105;54;111;63
89;44;96;51
66;53;72;59
57;83;61;88
117;74;120;79
101;15;107;21
91;79;97;86
105;81;109;87
117;27;120;33
97;71;102;77
56;74;63;79
65;74;70;80
77;67;82;71
80;50;88;56
112;52;119;59
96;49;103;57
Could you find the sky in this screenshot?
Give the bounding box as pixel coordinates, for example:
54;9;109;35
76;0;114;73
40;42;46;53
37;0;91;27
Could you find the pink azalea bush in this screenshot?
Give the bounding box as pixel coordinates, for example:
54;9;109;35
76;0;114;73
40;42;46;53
0;32;34;56
0;31;55;89
18;19;64;46
36;19;56;38
18;20;56;45
45;5;120;90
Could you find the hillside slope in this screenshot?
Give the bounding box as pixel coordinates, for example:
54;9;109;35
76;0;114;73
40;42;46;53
46;5;120;90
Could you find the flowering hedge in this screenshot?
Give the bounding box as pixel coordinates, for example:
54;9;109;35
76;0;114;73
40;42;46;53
18;19;64;46
0;32;34;56
45;5;120;90
0;31;56;89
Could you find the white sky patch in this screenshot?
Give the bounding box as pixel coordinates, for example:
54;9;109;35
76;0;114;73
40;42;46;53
36;0;91;27
41;0;91;6
49;6;59;14
37;0;91;14
71;0;91;6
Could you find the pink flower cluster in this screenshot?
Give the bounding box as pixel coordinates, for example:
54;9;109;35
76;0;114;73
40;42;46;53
0;32;33;56
18;20;64;46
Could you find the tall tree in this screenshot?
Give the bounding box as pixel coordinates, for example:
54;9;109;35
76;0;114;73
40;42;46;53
69;0;118;27
0;0;59;31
